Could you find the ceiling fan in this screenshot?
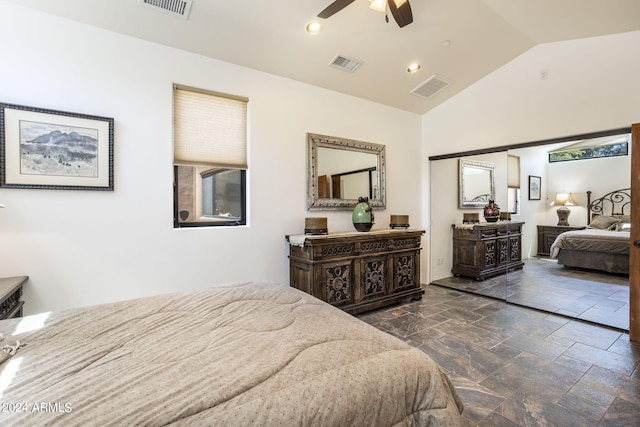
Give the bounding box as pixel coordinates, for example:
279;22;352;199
318;0;413;28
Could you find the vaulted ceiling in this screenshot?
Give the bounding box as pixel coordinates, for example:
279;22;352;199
6;0;640;114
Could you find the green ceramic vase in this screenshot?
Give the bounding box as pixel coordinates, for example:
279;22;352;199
352;196;374;232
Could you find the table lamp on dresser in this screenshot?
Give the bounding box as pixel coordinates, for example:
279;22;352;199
551;193;576;226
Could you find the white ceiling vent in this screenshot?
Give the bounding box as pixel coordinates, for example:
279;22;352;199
329;55;362;72
410;75;449;99
139;0;192;19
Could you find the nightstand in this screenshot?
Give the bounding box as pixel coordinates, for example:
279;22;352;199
537;225;585;256
0;276;27;319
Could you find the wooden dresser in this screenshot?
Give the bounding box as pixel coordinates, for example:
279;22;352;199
0;276;27;320
451;222;524;280
287;229;425;314
537;225;585;256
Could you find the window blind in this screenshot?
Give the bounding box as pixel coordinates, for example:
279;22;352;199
507;155;520;187
173;85;248;168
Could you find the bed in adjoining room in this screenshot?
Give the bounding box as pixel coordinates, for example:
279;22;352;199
0;281;464;426
550;188;630;275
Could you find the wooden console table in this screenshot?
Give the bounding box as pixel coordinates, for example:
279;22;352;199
287;229;425;314
0;276;27;320
451;222;524;280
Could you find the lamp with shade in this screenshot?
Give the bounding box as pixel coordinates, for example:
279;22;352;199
551;193;576;226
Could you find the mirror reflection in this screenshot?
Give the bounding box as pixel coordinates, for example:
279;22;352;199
317;147;379;200
307;133;386;210
429;129;631;331
459;159;495;208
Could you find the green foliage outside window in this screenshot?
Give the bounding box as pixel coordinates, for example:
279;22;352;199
548;142;628;163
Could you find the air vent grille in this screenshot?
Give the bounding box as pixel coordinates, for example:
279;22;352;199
410;75;449;99
139;0;192;19
329;55;362;72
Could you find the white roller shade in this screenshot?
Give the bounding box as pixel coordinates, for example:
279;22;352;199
507;155;520;188
173;85;248;168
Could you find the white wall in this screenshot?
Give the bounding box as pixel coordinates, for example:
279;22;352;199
423;30;640;281
545;145;631;226
0;2;422;314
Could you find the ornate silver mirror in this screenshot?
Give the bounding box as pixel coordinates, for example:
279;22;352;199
459;158;495;208
307;133;386;210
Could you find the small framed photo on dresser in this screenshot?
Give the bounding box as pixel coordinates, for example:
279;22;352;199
528;175;541;200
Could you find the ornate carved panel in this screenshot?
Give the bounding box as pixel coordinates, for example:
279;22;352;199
510;238;520;260
484;241;496;267
499;238;508;264
325;264;352;303
361;240;388;253
394;254;415;288
393;237;420;250
362;259;386;296
0;289;21;318
320;244;354;258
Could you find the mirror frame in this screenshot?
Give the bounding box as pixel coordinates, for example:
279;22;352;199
459;158;495;208
307;133;386;210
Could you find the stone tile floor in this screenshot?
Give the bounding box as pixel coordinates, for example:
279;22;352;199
431;257;629;331
357;285;640;426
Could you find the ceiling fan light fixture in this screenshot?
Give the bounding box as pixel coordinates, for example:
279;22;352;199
407;63;421;73
322;0;413;27
369;0;386;13
306;21;323;34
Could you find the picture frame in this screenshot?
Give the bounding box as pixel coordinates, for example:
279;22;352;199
0;103;114;191
528;175;541;200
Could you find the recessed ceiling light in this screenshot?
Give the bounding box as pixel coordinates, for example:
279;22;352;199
407;63;421;73
441;40;451;48
306;21;322;34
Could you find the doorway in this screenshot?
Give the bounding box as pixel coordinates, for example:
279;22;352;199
428;127;635;336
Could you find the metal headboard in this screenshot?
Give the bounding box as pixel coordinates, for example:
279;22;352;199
586;188;631;224
471;194;491;202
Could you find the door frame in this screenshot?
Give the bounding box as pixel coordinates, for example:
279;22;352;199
630;123;639;341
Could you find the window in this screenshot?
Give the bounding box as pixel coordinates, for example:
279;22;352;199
173;85;248;227
506;187;520;214
507;154;520;214
548;136;629;163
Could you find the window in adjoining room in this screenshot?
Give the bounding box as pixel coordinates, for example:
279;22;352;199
506;154;520;214
173;84;248;227
548;135;629;163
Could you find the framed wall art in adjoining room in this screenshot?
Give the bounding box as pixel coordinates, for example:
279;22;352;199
528;175;541;200
0;103;114;191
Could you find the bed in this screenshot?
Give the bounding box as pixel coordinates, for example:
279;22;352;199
0;281;464;426
550;188;631;274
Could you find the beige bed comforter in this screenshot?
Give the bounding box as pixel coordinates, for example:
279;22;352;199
550;229;630;258
0;281;463;426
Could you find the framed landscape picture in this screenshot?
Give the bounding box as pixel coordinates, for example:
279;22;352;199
0;103;114;191
528;175;541;200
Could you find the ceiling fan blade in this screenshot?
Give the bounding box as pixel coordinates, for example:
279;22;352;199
318;0;356;19
387;0;413;27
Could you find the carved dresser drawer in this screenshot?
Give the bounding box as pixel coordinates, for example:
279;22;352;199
0;276;27;320
287;229;425;314
451;222;525;280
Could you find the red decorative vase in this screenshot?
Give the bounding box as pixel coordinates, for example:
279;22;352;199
483;200;500;222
